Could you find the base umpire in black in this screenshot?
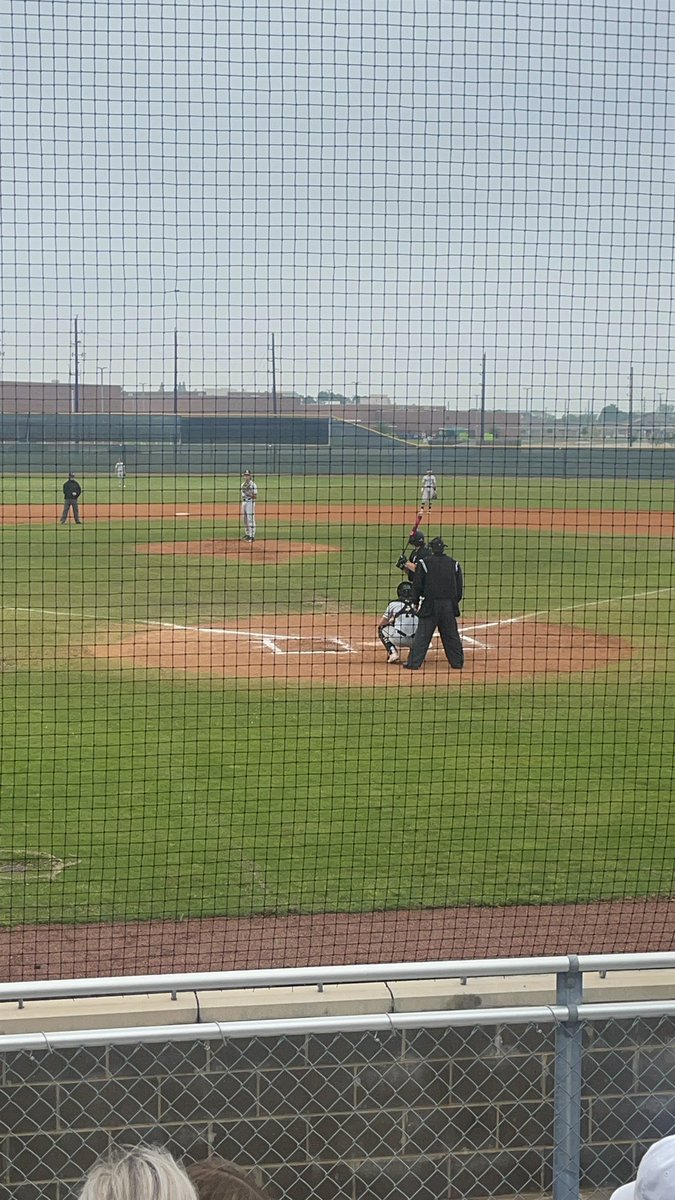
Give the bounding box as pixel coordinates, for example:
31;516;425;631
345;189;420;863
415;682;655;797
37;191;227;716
60;473;82;525
403;536;464;671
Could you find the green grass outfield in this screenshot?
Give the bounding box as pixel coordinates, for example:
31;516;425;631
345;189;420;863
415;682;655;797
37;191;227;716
0;471;673;926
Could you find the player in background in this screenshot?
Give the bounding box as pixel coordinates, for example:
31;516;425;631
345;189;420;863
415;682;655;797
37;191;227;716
421;470;437;507
114;458;126;488
241;470;258;541
377;580;419;664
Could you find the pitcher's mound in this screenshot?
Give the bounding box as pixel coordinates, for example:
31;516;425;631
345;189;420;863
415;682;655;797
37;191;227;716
136;539;339;564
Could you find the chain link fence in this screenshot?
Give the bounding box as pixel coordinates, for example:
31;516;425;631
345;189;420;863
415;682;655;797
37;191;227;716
1;1011;673;1200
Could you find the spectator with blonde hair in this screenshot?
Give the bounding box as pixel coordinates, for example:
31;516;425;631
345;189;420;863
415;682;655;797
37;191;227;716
79;1146;197;1200
186;1158;271;1200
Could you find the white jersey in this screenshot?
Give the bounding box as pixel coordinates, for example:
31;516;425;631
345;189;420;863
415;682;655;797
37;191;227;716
382;600;418;640
115;461;126;477
241;479;258;502
421;472;437;497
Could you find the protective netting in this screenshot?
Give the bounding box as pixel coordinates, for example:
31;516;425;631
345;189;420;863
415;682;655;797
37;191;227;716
0;1;674;978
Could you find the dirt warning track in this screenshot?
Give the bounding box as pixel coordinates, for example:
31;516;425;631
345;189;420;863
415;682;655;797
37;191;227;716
1;898;673;980
2;501;675;537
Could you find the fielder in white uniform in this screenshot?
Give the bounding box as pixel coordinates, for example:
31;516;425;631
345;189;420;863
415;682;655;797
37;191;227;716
421;471;437;505
114;459;126;488
377;580;419;664
241;470;258;541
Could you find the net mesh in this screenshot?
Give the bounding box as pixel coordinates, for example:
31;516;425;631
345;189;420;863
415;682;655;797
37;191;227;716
0;1;673;978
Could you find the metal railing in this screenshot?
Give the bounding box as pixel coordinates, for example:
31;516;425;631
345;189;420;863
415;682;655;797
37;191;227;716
0;954;673;1200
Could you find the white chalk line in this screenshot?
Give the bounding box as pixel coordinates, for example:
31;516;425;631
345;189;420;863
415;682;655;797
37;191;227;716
151;622;356;657
4;584;673;659
460;585;675;636
2;608;356;657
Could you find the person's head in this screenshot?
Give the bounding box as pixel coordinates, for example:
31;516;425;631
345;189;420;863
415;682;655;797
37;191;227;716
186;1158;271;1200
69;472;75;479
429;536;446;555
610;1136;675;1200
396;580;415;602
79;1146;197;1200
408;531;425;548
243;469;252;478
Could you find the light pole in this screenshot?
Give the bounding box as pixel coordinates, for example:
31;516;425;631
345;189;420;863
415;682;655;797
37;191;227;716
97;367;108;413
480;353;486;444
72;316;80;415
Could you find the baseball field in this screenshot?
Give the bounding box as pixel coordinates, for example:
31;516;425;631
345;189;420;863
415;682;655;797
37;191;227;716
0;469;674;970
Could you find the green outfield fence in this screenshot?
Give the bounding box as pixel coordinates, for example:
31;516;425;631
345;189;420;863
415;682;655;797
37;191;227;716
0;0;673;989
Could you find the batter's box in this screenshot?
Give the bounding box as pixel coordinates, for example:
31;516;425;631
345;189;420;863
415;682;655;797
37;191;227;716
263;634;355;656
153;623;356;656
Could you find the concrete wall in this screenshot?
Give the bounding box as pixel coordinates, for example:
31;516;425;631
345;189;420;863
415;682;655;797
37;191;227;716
2;441;675;479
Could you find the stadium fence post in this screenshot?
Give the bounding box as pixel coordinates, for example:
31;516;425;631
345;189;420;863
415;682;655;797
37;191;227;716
553;957;583;1200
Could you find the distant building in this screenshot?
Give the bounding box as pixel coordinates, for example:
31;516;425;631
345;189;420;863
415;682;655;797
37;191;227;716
0;380;124;413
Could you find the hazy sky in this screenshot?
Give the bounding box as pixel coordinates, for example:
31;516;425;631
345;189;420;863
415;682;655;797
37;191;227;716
1;0;673;410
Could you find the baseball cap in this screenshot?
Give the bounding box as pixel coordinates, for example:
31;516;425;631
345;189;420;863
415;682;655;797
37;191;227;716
610;1136;675;1200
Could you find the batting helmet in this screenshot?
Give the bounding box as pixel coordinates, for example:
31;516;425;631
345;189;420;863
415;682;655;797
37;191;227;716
397;581;415;601
408;530;425;547
429;536;446;555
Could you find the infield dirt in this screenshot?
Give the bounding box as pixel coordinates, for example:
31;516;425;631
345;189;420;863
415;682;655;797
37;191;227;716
2;500;674;537
88;612;632;685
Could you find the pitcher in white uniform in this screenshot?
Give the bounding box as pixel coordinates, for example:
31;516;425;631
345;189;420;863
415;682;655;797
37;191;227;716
421;470;437;506
241;470;258;541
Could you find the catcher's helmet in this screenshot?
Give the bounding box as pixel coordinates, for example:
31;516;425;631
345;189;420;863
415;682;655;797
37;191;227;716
408;530;425;547
397;581;415;601
429;536;446;555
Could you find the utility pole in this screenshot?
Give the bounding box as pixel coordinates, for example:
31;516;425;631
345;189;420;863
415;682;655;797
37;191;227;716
72;316;80;414
173;327;179;448
173;328;179;417
628;366;634;447
480;352;486;444
271;333;278;416
97;366;108;414
271;333;279;474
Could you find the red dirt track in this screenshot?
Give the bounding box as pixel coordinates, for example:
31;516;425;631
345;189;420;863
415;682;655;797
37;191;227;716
0;901;673;981
2;500;675;537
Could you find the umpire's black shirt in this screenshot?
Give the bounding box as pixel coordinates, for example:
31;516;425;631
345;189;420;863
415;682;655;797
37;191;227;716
63;479;82;500
412;553;463;616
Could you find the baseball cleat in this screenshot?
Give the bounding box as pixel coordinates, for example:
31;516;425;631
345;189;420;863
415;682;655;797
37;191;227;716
387;648;400;664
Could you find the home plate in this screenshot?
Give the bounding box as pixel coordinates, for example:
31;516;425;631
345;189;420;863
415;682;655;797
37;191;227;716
175;512;190;516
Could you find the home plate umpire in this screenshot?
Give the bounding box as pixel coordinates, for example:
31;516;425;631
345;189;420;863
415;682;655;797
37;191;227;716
402;536;464;671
